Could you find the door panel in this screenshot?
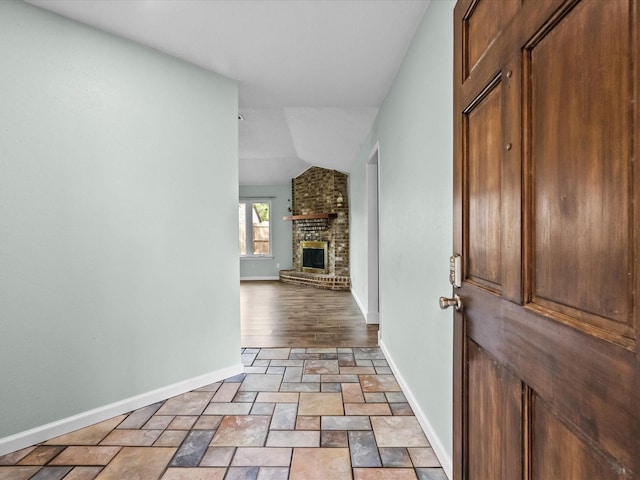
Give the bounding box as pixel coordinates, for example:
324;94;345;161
465;79;502;291
532;397;626;480
463;0;518;79
527;0;635;345
453;0;639;478
467;342;521;479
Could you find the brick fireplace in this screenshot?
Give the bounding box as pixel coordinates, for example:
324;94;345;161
279;166;351;290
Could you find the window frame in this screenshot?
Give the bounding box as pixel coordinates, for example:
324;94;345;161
239;198;273;258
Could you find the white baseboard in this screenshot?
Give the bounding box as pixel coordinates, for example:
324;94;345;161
351;288;367;318
351;289;379;325
379;339;453;479
240;276;280;281
0;362;244;457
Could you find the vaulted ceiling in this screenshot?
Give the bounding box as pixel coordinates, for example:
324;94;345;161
26;0;430;185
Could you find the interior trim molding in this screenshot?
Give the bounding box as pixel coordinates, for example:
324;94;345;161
0;363;244;457
379;339;453;479
240;276;280;281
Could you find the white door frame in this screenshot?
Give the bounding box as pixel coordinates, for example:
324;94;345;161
366;143;380;324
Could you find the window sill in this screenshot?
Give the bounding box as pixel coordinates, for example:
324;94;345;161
240;256;275;260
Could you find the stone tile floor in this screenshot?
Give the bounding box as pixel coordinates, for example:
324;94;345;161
0;347;448;480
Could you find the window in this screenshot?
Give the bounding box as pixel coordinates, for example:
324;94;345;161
239;199;271;257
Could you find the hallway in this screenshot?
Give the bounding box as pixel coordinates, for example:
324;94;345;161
241;281;379;348
0;347;447;480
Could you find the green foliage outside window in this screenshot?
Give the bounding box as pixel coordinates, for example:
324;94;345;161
253;203;269;223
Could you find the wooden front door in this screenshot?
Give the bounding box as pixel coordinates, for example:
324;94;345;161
452;0;639;478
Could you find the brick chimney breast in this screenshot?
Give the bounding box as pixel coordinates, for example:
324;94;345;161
281;166;350;290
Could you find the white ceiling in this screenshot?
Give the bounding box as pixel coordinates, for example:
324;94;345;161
25;0;430;185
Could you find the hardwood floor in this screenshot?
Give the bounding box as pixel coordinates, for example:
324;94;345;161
240;280;379;348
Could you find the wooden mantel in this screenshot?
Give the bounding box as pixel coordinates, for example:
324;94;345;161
282;213;338;221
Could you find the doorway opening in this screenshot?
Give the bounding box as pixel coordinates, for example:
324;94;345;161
366;144;380;324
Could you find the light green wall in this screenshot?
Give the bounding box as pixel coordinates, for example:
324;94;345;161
239;185;293;278
350;0;455;471
0;1;240;440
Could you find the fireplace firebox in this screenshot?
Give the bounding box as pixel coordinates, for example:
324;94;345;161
300;241;328;274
